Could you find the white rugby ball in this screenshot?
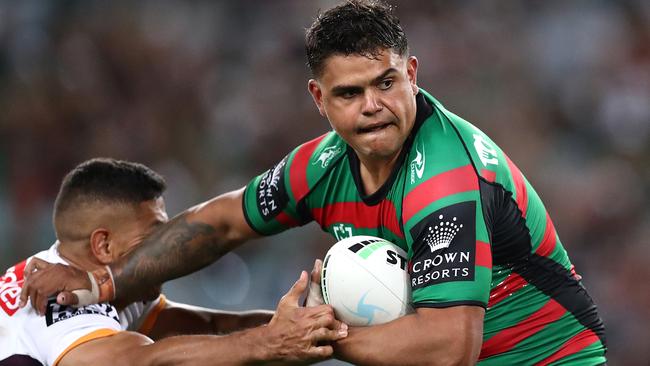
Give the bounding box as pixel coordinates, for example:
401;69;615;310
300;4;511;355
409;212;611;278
321;235;413;326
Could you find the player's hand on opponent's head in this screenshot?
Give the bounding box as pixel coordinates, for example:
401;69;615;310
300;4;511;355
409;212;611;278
264;270;347;363
305;259;325;307
19;257;91;315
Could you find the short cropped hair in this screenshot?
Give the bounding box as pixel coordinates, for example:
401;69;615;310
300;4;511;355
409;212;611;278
305;0;408;78
53;158;166;219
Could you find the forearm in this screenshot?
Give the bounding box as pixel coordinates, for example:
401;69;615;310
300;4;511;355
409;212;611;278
334;307;483;366
132;328;272;366
149;301;274;340
111;190;254;304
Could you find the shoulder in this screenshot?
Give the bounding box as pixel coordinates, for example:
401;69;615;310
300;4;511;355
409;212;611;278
417;90;505;183
284;131;347;203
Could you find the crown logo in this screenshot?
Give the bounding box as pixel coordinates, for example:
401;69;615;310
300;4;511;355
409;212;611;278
424;214;463;252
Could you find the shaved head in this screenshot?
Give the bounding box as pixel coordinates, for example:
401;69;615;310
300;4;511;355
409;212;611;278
53;158;166;242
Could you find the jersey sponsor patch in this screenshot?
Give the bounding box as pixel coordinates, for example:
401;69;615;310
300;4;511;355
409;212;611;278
45;299;119;327
0;261;26;316
409;201;476;289
256;156;289;221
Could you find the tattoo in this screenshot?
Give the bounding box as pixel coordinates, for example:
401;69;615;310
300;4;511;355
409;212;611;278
111;213;230;303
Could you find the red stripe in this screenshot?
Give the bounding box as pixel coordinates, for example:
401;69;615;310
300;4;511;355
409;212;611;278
536;329;600;366
488;273;528;308
276;212;300;227
481;169;496;183
479;299;566;359
403;165;478;223
289;134;328;202
311;200;404;239
505;155;528;218
476;241;492;269
535;212;557;257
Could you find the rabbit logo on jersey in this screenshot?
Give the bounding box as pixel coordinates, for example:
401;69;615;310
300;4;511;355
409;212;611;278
409;201;476;289
410;142;425;184
313;146;342;168
257;156;289;221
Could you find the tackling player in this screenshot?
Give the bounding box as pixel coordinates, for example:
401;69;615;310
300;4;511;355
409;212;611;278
1;158;346;366
19;1;607;365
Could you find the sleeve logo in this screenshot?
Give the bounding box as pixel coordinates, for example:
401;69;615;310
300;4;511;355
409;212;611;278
473;134;498;167
45;299;119;327
409;201;476;289
257;156;289;221
0;260;26;316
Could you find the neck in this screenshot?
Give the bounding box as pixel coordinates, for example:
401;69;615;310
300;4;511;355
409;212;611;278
57;241;104;272
357;149;402;195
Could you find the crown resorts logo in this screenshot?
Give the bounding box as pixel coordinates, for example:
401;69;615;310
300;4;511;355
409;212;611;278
424;214;464;252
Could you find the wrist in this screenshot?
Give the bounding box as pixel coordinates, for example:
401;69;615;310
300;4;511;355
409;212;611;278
246;324;279;363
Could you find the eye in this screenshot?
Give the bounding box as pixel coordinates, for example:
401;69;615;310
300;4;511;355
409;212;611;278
378;79;393;90
341;90;358;99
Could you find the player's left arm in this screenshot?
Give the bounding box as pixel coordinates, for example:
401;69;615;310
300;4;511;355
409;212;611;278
146;299;273;340
333;306;484;366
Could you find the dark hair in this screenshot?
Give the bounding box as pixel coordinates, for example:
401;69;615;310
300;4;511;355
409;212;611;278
305;0;408;78
54;158;166;217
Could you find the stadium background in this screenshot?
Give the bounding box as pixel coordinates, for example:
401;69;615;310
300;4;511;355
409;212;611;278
1;1;648;364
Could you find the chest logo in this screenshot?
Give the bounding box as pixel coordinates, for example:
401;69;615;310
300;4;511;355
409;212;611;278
314;146;342;168
333;224;353;240
410;142;426;184
473;134;499;167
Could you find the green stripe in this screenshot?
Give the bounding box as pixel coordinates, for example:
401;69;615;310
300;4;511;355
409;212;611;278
547;340;606;366
483;287;549;339
358;241;392;259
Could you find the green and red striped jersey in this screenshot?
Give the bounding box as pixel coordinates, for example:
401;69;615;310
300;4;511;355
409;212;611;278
243;90;606;365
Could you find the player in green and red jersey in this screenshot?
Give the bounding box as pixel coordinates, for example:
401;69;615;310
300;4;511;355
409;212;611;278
243;87;606;364
19;0;606;364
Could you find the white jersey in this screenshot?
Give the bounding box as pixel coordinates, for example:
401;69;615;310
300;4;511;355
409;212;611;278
0;243;166;366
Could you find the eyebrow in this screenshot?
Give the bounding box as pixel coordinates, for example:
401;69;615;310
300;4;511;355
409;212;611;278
330;68;398;96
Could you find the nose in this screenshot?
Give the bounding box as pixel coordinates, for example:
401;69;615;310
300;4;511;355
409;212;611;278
361;90;383;116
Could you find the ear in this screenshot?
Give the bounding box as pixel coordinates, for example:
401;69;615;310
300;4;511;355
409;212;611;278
406;56;419;95
308;79;327;117
89;228;113;265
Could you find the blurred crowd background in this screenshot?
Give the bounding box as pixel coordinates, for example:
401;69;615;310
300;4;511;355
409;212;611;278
1;0;648;364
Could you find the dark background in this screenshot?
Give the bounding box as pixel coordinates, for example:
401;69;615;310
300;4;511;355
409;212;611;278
1;1;648;364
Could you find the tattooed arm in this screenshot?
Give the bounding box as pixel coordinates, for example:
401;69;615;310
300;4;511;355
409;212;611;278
114;188;257;304
21;188;258;311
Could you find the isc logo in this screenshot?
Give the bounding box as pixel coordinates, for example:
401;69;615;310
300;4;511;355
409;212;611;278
0;260;26;316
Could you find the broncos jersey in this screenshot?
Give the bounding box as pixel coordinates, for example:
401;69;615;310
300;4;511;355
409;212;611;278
243;90;606;365
0;243;166;366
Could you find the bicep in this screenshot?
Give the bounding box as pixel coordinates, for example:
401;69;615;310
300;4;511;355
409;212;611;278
58;332;152;366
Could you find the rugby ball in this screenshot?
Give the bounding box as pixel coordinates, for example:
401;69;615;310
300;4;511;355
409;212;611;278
321;235;413;326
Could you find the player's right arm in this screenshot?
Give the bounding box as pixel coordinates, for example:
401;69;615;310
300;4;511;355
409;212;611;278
61;272;347;366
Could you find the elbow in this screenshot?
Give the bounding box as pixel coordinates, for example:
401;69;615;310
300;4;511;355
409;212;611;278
430;332;482;366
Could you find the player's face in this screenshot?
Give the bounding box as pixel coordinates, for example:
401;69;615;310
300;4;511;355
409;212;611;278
112;196;168;258
308;49;419;162
111;197;168;301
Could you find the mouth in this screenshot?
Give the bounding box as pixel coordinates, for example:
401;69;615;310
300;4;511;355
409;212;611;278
357;121;394;134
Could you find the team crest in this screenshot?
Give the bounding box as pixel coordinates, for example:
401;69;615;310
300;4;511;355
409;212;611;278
473;134;498;167
313;146;342;168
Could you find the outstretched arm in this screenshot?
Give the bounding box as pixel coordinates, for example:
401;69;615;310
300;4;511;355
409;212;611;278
147;299;274;340
20;188;256;312
60;272;348;366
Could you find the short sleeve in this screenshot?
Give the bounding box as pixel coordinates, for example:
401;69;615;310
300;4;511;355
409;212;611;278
30;300;122;365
